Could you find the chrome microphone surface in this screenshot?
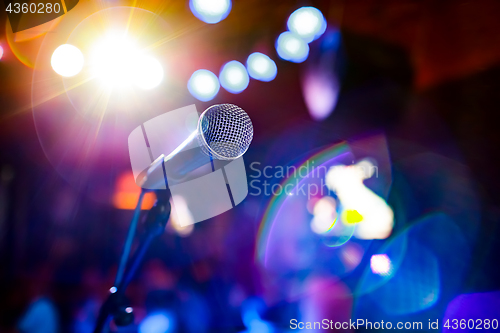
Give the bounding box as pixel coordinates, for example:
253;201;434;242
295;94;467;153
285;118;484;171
197;104;254;161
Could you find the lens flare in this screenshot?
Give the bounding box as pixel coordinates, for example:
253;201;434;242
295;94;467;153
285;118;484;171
188;69;220;101
287;6;327;43
51;44;84;77
134;56;164;90
219;60;249;94
276;31;309;63
90;33;163;90
190;0;232;24
91;34;138;87
246;52;277;82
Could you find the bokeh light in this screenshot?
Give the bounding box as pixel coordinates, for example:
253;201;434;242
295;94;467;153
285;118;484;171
240;298;275;333
139;312;175;333
51;44;84;77
340;243;364;271
112;172;156;210
190;0;232;24
276;31;309;63
370;254;392;276
287;6;327;43
0;45;3;60
168;195;195;237
219;60;249;94
310;196;337;234
246;52;277;82
188;69;220;101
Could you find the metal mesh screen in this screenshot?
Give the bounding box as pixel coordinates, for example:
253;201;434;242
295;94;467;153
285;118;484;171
198;104;254;160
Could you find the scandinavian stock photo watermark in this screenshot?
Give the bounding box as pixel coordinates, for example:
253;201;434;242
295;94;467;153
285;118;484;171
247;160;379;199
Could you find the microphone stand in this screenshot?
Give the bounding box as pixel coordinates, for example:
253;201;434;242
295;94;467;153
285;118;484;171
93;189;172;333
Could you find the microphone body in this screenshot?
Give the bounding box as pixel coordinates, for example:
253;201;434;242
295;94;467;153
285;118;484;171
136;104;253;190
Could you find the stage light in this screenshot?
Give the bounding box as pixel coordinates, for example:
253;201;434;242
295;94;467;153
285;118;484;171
219;60;249;94
139;312;175;333
0;45;3;60
287;6;327;43
90;34;137;88
246;52;277;82
134;56;164;90
190;0;232;24
325;159;394;240
188;69;220;102
90;33;164;90
276;31;309;63
370;254;392;276
51;44;84;77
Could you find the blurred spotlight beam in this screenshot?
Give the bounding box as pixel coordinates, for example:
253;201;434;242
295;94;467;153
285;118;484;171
125;0;139;35
302;29;341;121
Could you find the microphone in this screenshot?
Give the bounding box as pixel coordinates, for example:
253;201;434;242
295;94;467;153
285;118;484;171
138;104;253;189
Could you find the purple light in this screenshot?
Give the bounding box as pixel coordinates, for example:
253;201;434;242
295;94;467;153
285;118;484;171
443;292;500;332
302;69;339;121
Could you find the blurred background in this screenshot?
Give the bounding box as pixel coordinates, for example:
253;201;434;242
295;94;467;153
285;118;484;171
1;0;500;332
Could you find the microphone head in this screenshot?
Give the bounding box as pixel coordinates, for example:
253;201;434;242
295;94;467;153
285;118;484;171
197;104;253;160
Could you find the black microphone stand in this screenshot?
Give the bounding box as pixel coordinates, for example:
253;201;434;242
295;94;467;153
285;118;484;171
93;189;172;333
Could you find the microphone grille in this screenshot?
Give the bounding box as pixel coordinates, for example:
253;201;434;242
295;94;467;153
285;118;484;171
198;104;254;160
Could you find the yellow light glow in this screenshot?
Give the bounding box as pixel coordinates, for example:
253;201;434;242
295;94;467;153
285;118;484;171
344;209;364;224
51;44;84;77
